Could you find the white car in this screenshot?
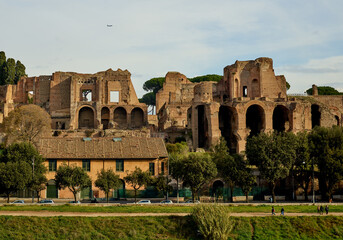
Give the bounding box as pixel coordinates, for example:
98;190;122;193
136;200;151;204
160;200;173;204
11;200;25;204
39;199;55;204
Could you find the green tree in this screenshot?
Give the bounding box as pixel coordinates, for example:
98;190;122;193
5;58;15;85
293;131;311;201
188;74;222;83
308;126;343;201
152;174;172;198
212;138;255;203
168;141;189;203
0;51;6;85
15;60;26;84
55;163;91;202
139;92;156;113
246;131;297;202
124;167;151;203
181;152;217;202
95;168;121;203
0;161;31;203
2;104;52;146
143;77;165;93
306;86;342;95
1;142;47;202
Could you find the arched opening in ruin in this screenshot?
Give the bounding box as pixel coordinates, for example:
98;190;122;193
335;115;340;126
272;105;290;132
197;105;208;148
212;180;224;198
101;107;110;130
246;104;265;137
131;107;144;128
114;107;127;128
311;104;321;128
219;106;238;153
251;79;260;98
78;107;95;129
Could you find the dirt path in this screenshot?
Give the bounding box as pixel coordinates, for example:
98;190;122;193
0;211;342;217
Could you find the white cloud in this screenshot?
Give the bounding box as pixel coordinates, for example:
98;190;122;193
0;0;343;97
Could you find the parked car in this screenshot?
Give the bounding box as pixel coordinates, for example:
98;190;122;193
160;200;173;204
136;200;151;204
11;200;25;204
68;200;81;204
185;200;200;204
39;199;54;204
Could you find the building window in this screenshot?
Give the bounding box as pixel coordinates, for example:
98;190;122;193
149;162;155;176
243;86;248;97
82;89;92;101
116;160;124;172
49;159;57;172
161;162;165;175
82;160;91;172
110;91;119;102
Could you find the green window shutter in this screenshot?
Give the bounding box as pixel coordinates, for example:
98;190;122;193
116;160;124;172
149;163;155;175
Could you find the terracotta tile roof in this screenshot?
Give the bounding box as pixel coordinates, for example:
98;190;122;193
37;137;168;159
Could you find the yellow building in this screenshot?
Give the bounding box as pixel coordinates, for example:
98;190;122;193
37;137;168;199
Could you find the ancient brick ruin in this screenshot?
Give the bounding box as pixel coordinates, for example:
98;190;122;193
0;68;148;132
156;57;343;153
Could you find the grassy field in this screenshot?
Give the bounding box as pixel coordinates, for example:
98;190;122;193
0;215;342;239
0;204;342;213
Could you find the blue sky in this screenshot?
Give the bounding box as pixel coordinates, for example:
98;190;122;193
1;0;343;97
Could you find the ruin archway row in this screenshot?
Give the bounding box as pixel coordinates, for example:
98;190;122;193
76;104;147;129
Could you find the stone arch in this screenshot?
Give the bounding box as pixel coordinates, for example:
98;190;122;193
78;106;95;129
246;104;265;137
131;107;144;128
251;79;260;98
114;107;127;128
197;105;208;148
219;106;238;153
311;104;321;128
101;107;110;130
273;105;290;132
212;180;224;198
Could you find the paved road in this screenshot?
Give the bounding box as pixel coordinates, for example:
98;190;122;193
0;211;342;217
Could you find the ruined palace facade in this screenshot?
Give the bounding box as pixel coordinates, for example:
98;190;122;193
0;68;148;130
157;58;343;152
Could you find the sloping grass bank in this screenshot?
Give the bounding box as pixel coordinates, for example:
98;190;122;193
0;216;342;240
1;204;343;213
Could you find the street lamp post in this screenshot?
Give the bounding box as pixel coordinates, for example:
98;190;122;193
166;157;169;201
32;157;35;203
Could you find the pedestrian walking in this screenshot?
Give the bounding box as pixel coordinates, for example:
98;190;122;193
325;205;329;215
280;207;284;216
320;205;324;215
272;206;276;215
317;205;320;214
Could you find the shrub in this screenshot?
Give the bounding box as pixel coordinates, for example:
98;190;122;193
191;204;232;240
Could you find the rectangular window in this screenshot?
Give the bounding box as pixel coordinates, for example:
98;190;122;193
82;89;92;102
82;160;91;172
149;162;155;176
161;162;165;175
49;159;57;172
116;160;124;172
110;91;119;102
